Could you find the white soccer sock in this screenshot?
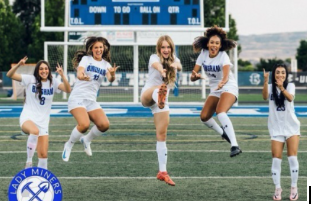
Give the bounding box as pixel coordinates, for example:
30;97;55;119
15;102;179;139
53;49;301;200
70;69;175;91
85;125;105;142
217;112;238;146
156;141;167;172
272;158;282;189
202;118;223;135
68;126;83;148
38;158;48;169
26;134;38;162
152;88;159;103
288;156;299;187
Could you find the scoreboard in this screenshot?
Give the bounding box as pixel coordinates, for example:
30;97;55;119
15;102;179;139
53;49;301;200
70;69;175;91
70;0;202;26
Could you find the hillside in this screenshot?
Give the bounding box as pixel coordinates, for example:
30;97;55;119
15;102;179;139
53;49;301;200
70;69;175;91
238;32;307;63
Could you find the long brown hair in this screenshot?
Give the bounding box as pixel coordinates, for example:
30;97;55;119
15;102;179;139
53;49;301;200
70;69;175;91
72;36;111;69
193;25;237;53
33;60;52;101
156;35;176;87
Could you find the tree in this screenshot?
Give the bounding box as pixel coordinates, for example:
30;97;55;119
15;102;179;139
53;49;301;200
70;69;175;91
27;0;64;63
238;59;254;71
12;0;41;49
203;0;226;28
296;40;307;71
203;0;241;53
255;58;286;71
0;0;24;71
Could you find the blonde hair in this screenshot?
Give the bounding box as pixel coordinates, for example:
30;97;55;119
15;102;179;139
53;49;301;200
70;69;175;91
156;35;176;87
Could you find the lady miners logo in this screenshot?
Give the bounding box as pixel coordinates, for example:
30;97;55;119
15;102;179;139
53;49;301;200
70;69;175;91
8;167;62;201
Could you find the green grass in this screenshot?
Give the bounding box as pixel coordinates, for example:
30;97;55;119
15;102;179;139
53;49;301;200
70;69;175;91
0;117;307;201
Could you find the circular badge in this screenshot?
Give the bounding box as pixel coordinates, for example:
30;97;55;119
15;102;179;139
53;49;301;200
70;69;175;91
8;167;62;201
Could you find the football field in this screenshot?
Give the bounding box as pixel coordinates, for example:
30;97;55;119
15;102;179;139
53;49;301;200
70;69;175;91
0;117;307;201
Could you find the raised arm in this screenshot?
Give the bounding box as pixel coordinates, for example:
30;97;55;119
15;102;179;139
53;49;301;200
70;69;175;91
170;61;182;71
6;56;28;82
262;68;269;100
56;63;71;93
152;62;166;78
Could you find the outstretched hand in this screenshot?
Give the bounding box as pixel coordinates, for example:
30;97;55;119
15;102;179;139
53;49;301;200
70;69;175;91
56;63;64;76
215;81;226;91
170;62;177;69
18;56;28;66
161;69;167;78
192;70;204;80
263;68;269;81
108;63;119;76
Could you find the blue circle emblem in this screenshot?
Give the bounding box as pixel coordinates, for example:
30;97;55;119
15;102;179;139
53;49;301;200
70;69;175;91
8;167;62;201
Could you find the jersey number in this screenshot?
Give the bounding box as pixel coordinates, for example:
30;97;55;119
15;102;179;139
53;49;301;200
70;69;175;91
276;106;285;111
93;74;100;80
40;97;46;105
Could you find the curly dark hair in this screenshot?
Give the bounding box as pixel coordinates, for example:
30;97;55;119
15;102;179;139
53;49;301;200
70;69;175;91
271;64;289;108
193;25;237;53
72;36;111;69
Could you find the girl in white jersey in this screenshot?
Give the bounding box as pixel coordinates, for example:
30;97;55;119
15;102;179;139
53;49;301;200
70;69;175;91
263;64;300;201
141;35;182;186
191;26;242;157
62;36;119;162
6;57;71;169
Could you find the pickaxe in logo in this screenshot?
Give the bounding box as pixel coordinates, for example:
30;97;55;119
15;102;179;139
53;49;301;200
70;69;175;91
21;181;50;201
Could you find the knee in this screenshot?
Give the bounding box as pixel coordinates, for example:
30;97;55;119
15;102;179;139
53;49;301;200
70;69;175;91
200;112;211;122
272;154;282;159
200;115;210;122
30;128;40;136
287;152;298;157
97;122;110;132
78;122;90;133
38;151;48;158
156;131;167;140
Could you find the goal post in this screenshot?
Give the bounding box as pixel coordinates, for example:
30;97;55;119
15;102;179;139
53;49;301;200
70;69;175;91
41;0;238;105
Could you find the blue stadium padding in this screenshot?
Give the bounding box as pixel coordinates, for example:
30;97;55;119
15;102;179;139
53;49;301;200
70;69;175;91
0;105;307;118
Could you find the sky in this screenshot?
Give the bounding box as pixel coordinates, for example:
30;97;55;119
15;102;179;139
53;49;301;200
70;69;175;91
228;0;307;35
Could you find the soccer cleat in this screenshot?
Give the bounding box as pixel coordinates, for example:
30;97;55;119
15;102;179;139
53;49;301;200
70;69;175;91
25;162;32;169
230;146;242;157
156;171;175;186
80;137;92;156
62;142;72;162
158;84;167;109
289;187;298;201
221;126;230;143
273;188;282;201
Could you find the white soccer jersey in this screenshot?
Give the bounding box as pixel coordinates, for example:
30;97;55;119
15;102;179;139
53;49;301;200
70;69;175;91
69;56;112;102
196;50;237;91
20;74;61;127
267;83;300;137
142;54;181;90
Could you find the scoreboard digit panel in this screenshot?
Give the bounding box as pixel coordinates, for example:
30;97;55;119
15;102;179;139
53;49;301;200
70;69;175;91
70;0;202;26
